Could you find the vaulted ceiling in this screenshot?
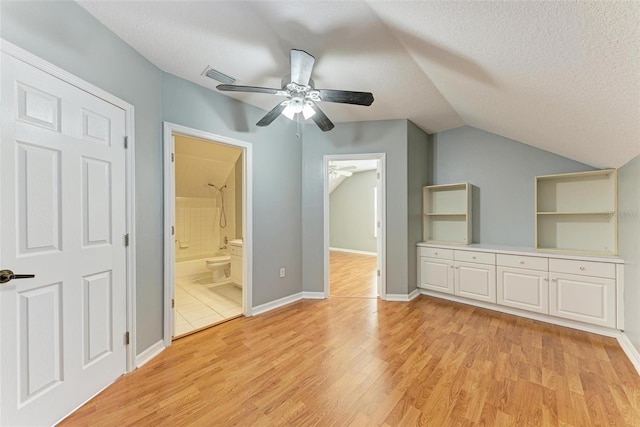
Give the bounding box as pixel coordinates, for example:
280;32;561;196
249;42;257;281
78;1;639;168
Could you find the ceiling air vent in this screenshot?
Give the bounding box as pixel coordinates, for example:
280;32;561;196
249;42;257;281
202;66;236;85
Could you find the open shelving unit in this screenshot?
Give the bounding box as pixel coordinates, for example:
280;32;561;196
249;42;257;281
423;183;472;244
535;169;617;255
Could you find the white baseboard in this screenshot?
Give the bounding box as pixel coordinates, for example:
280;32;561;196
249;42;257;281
386;288;420;302
302;291;326;299
617;332;640;376
420;290;621;338
135;340;165;368
252;292;304;316
329;247;377;256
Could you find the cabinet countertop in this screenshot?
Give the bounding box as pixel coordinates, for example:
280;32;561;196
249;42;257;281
417;242;623;264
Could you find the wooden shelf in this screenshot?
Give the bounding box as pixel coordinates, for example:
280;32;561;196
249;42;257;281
423;183;472;245
535;169;617;255
536;211;615;216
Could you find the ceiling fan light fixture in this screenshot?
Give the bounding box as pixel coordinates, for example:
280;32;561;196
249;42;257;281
302;102;316;120
282;103;296;120
216;49;373;132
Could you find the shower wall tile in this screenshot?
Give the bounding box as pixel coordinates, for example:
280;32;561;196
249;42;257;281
175;196;219;261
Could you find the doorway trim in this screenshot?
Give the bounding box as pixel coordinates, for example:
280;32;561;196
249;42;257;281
0;40;137;372
162;122;253;347
323;153;387;299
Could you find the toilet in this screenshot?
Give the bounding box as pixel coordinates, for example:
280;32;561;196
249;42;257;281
205;254;231;283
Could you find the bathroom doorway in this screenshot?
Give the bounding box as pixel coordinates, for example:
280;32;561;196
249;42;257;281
324;154;386;299
163;123;252;344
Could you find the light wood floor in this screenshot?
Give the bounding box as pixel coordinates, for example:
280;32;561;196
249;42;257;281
330;250;377;298
61;296;640;426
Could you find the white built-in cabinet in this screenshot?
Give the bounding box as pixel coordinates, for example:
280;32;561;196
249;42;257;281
418;247;496;303
535;169;617;255
548;259;617;328
497;254;549;314
418;243;624;331
419;251;454;294
422;183;472;244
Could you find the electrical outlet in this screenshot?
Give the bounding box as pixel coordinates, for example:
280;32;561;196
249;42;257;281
279;268;285;278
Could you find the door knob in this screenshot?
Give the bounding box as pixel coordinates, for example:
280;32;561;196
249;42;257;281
0;269;35;284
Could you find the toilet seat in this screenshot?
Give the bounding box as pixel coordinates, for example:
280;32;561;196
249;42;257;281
206;255;231;264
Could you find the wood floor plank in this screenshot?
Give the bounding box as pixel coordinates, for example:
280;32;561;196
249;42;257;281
330;250;377;298
60;293;640;426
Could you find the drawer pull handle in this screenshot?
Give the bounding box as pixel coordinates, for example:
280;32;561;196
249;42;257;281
579;266;585;271
519;261;525;265
551;278;557;282
544;278;548;282
472;256;476;259
435;252;438;255
450;265;454;269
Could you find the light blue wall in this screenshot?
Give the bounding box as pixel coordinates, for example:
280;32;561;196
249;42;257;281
407;122;430;290
302;119;411;295
330;170;377;253
618;155;640;353
162;74;302;307
1;0;303;354
432;126;595;247
1;0;164;354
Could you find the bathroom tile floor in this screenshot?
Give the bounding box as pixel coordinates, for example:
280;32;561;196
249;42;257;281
174;274;243;337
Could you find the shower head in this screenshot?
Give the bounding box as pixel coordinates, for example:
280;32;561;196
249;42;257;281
207;183;227;191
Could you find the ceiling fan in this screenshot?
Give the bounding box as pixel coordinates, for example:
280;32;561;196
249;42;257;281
328;164;357;177
216;49;374;132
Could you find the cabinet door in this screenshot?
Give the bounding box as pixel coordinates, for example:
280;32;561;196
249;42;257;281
454;262;496;303
497;267;549;314
549;273;615;328
419;257;454;294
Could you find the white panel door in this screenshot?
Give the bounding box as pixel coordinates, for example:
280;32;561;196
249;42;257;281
0;52;127;426
549;273;616;328
454;262;496;303
497;267;549;314
419;257;454;294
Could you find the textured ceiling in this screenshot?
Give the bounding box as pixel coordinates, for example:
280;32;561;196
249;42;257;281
78;1;640;168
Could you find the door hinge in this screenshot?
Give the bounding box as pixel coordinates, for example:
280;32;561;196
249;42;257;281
171;153;175;162
377;172;380;179
377;221;381;228
124;136;129;149
124;331;130;345
172;298;175;308
377;269;381;277
124;234;130;247
172;226;175;236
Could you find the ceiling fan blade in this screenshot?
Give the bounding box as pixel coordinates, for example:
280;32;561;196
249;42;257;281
290;49;315;86
256;101;288;127
217;84;285;95
317;89;374;106
310;104;334;132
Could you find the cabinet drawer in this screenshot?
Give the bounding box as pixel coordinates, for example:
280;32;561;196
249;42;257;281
497;254;548;271
419;247;453;260
455;250;495;265
549;259;615;279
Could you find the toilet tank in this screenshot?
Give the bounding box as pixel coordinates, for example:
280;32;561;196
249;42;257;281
230;239;243;287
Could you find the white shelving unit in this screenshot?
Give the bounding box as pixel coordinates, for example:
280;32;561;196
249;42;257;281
535;169;617;256
423;183;471;245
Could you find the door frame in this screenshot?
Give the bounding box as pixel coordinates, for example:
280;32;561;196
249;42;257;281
0;40;137;371
162;122;253;347
323;153;387;299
